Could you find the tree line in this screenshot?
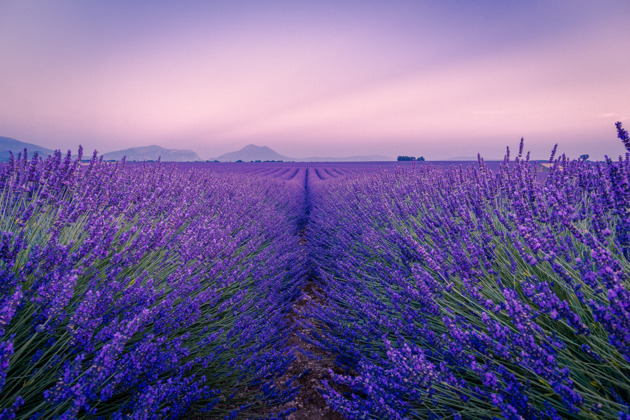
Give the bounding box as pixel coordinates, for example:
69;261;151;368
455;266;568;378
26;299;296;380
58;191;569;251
397;155;425;161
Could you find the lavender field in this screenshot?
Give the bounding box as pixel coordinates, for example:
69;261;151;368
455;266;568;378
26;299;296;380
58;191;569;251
1;129;630;419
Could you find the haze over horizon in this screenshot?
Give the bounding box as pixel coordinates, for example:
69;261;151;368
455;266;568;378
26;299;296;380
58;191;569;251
1;1;629;160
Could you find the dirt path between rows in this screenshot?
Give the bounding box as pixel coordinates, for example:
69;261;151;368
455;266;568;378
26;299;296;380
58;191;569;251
271;279;345;420
253;168;348;419
274;168;346;419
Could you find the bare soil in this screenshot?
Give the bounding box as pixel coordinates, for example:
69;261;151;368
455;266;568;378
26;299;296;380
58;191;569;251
272;281;346;420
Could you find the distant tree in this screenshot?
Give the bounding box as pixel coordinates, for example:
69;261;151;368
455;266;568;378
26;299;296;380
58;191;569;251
236;159;243;163
397;156;416;161
579;154;589;161
418;156;425;161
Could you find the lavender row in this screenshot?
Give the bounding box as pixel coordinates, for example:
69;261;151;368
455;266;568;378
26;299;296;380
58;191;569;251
0;149;305;418
305;140;630;418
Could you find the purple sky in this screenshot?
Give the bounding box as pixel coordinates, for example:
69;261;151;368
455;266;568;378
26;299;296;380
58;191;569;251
1;1;629;160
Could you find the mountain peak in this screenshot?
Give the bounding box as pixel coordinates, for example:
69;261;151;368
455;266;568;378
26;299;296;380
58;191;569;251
1;136;54;161
241;144;271;151
217;144;288;162
102;145;201;161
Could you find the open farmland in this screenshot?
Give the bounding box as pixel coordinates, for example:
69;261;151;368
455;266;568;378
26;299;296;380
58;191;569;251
1;137;630;418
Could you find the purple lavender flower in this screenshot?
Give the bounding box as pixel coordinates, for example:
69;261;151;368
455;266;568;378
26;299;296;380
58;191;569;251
0;339;14;393
616;121;630;152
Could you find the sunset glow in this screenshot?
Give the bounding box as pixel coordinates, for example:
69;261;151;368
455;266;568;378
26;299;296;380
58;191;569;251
1;1;629;159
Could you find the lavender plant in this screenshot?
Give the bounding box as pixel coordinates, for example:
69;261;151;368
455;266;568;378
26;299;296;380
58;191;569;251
305;134;630;419
0;150;304;418
617;122;630;153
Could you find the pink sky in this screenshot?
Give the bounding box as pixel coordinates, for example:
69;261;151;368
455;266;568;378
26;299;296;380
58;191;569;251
1;1;629;160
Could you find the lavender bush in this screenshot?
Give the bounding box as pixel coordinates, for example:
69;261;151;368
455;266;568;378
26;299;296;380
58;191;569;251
0;150;304;418
305;133;630;418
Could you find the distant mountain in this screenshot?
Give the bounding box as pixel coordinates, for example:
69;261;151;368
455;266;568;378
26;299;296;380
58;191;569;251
214;144;393;162
102;145;201;162
216;144;289;162
0;136;54;161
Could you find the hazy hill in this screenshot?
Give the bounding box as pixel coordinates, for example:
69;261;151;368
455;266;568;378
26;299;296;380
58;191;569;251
215;144;393;162
0;136;54;161
102;145;201;162
216;144;289;162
